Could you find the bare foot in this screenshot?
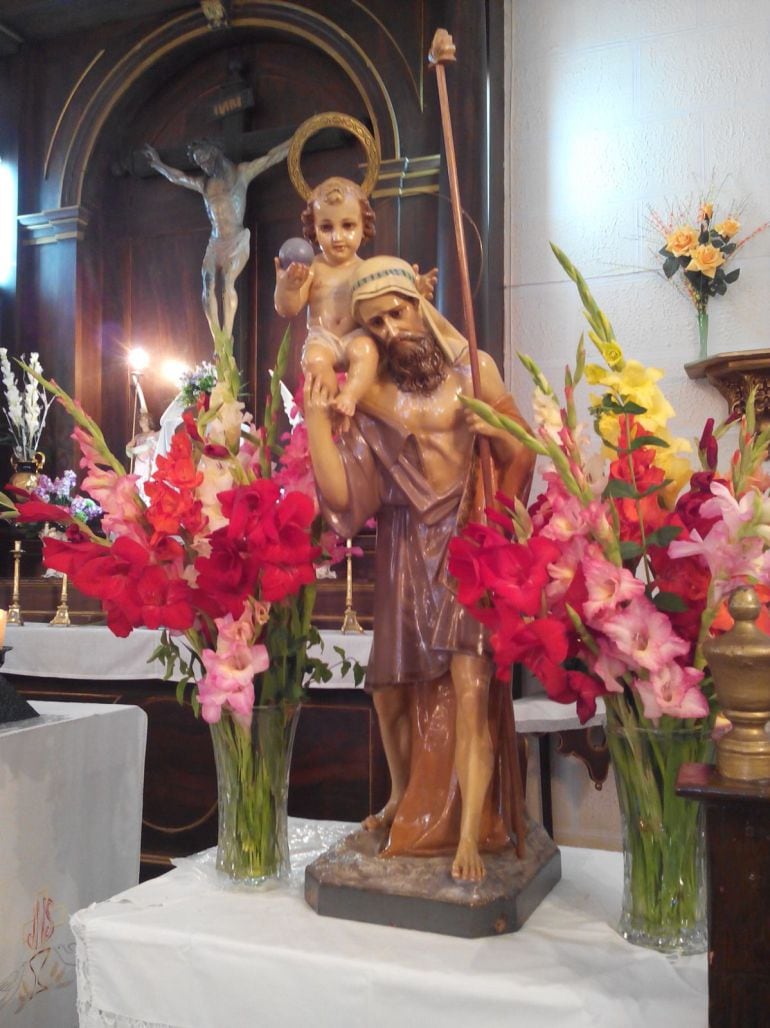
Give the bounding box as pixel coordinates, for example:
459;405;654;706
332;393;357;417
451;837;486;882
362;799;399;832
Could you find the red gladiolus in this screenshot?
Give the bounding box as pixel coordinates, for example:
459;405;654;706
153;431;203;491
448;524;511;607
13;498;74;525
195;537;259;616
145;479;205;538
43;535;106;578
135;567;196;631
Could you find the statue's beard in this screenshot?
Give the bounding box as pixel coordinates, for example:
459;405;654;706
385;332;447;394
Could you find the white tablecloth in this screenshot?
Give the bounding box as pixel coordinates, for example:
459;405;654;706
2;625;371;687
0;701;147;1028
71;820;706;1028
3;625;603;731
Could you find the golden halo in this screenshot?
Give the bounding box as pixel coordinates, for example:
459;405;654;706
288;112;380;201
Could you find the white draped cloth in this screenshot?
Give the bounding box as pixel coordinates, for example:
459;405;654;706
71;820;706;1028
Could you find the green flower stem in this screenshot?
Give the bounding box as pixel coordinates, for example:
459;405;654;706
210;705;298;882
697;308;709;361
605;696;710;952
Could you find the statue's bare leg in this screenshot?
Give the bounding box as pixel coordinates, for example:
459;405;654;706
364;684;410;831
222;275;239;340
222;246;250;340
450;653;493;881
302;343;341;397
201;267;220;338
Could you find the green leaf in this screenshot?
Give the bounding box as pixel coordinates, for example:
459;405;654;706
628;434;669;451
662;255;680;278
724;268;740;284
652;590;688;613
605;477;671;501
601;396;647;416
722;242;736;255
605;478;639;499
646;525;683;547
619;540;643;560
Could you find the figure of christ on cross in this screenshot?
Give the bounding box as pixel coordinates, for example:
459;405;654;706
143;137;290;339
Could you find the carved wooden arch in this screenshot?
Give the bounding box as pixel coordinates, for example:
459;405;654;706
55;1;401;209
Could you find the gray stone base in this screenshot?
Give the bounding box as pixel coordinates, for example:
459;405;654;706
304;819;561;938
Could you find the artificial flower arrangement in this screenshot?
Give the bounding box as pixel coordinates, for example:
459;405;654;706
178;360;218;408
450;244;770;951
0;330;360;880
650;197;767;359
0;348;54;463
33;469;103;528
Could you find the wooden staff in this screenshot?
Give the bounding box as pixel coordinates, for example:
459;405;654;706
429;28;527;858
428;28;495;509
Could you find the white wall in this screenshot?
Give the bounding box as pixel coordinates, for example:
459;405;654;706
505;0;770;847
506;0;770;437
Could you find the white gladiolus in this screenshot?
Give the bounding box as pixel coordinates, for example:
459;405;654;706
0;347;54;460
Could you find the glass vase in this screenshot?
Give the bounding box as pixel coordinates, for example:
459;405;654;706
606;702;712;954
209;703;300;885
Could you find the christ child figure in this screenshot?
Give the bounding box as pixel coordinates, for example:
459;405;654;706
274;176;436;416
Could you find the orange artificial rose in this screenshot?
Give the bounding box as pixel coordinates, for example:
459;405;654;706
698;201;714;222
664;225;699;257
686;243;725;278
715;217;740;239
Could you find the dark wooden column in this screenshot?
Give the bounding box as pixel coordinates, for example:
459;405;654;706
677;763;770;1027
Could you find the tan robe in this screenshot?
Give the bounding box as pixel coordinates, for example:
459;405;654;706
319;376;533;857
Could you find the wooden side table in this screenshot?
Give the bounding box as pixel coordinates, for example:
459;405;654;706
676;763;770;1027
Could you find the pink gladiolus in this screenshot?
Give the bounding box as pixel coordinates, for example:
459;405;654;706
582;553;646;623
670;523;770;603
198;634;270;729
589;642;628;693
600;599;689;673
82;468;146;540
633;663;708;721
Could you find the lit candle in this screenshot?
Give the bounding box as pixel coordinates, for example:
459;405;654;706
0;608;7;648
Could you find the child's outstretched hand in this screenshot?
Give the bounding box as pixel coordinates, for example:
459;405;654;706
414;264;438;301
274;258;313;287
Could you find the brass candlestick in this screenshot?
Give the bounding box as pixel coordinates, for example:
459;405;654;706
340;537;363;634
7;539;24;626
50;573;71;626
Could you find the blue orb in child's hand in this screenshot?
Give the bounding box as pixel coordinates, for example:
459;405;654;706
278;237;315;269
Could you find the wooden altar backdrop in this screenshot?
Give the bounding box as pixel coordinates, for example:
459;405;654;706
0;0;505;471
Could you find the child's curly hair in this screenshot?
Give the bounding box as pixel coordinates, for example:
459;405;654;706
301;177;376;245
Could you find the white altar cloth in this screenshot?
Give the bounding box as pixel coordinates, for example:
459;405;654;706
71;820;706;1028
2;624;371;686
0;701;147;1028
3;625;602;732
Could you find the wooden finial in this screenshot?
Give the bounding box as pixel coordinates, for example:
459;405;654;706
428;28;456;66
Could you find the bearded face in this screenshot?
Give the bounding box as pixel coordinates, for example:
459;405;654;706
384;330;448;394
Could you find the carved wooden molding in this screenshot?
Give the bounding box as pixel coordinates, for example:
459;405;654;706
17;206;91;245
685;349;770;432
52;2;402;209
